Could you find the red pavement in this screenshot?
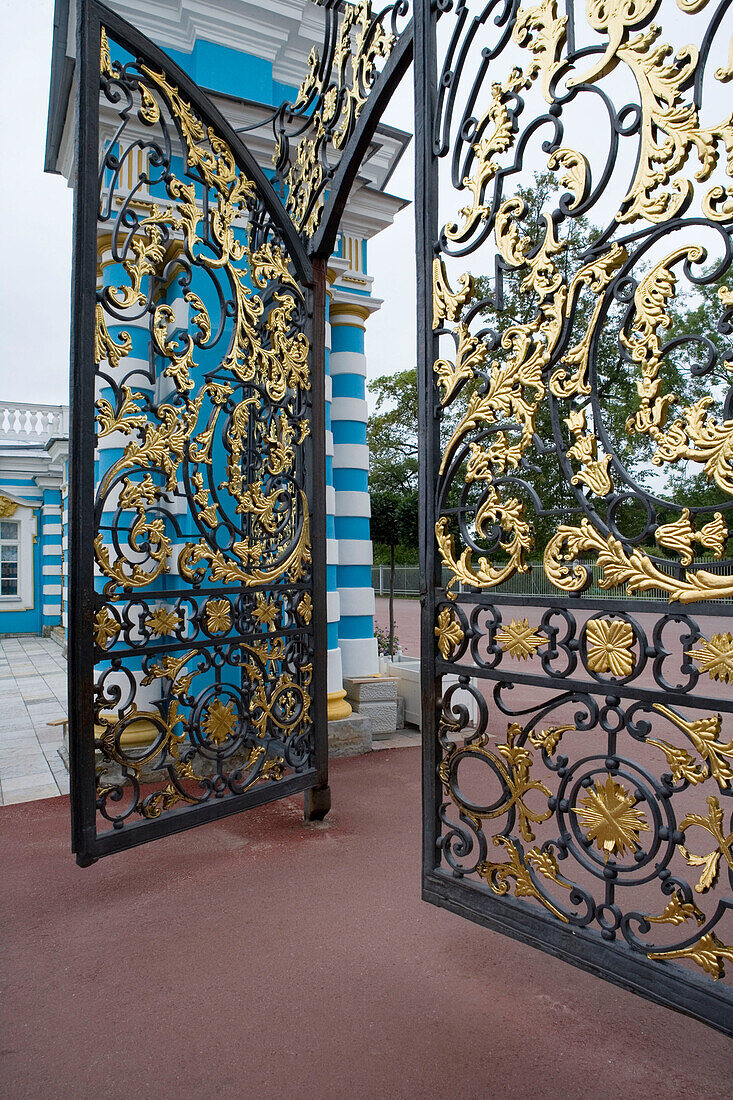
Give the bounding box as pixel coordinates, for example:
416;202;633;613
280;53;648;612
1;747;731;1099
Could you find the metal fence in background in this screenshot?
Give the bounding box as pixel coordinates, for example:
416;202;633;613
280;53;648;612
372;560;732;601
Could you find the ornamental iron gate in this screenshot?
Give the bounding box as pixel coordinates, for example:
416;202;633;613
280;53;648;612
416;0;733;1034
68;0;410;862
67;0;733;1036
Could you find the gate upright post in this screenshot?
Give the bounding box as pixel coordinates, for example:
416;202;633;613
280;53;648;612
414;0;442;887
305;254;331;822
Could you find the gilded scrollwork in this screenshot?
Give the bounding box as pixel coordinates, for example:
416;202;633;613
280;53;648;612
90;26;318;832
272;0;407;238
429;0;733;1004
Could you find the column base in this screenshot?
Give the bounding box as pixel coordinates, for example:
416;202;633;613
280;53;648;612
327;688;352;721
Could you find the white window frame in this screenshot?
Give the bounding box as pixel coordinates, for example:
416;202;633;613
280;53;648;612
0;498;37;611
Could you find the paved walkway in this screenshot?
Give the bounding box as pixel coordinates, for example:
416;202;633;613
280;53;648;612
0;635;417;806
0;636;69;805
1;747;731;1098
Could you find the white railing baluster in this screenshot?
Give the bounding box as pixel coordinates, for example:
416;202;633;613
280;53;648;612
0;401;69;444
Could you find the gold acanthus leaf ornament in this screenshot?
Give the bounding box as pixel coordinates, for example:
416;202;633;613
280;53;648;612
432;259;474;328
512;0;567;103
100;26;113;77
281;0;398;237
622;243;733;493
94;304;131;369
528;724;575;756
546;148;588;208
567;11;733;224
439;723;552;843
677;795;733;894
544;518;733;604
644;891;705;928
478;836;574;923
652;704;733;789
648;933;733;981
0;495;18;517
435;607;464;660
443;67;537;243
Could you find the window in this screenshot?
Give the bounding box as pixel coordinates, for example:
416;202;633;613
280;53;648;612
0;520;19;596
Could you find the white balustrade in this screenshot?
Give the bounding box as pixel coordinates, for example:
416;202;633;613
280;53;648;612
0;402;69;443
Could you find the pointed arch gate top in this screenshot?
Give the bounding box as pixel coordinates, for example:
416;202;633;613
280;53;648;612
66;0;733;1036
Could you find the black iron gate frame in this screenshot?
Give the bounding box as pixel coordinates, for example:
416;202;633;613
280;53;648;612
69;0;413;863
68;1;333;862
415;0;733;1036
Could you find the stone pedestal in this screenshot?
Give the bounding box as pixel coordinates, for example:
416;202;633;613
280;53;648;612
327;713;373;757
344;676;398;737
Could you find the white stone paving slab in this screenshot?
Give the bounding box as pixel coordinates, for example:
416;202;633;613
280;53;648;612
0;637;68;805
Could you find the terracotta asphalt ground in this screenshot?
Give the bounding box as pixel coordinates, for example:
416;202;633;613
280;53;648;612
1;607;732;1095
1;746;732;1099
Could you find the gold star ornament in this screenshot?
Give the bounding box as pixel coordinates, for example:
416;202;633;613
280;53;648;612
202;698;237;745
573;775;649;861
496;618;544;660
687;633;733;684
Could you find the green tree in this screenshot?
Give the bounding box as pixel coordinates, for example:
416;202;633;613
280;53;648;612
466;171;728;554
370;486;419;655
367;367;419;495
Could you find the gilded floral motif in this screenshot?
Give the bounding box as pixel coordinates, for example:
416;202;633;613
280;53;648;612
585;618;635;677
205;599;232;634
94;608;120;649
146;607;181;637
296;593;313;625
252;593;279;631
202;699;237;744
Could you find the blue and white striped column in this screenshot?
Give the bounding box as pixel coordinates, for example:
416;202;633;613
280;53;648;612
325;277;352;720
38;484;63;628
329;296;379;680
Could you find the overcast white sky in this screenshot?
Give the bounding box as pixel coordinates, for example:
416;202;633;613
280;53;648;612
0;0;74;405
0;0;416;410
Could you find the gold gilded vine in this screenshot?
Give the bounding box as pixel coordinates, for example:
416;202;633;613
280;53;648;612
678;796;733;894
544;518;733;604
477;836;575;922
439;722;552;843
280;0;398;237
94;67;312;594
648;933;733;980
